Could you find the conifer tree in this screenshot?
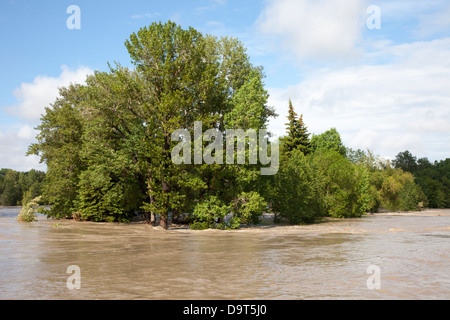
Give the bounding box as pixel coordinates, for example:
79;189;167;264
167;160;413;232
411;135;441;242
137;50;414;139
295;114;311;155
283;99;310;156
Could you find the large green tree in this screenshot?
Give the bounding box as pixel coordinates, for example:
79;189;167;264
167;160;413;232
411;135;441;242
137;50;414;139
29;21;276;228
123;22;274;228
27;84;85;218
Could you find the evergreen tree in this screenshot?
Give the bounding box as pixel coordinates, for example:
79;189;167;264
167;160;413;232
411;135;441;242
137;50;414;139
283;99;310;156
295;114;311;155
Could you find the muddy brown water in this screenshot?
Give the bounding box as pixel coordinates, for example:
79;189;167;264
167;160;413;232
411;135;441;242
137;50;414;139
1;207;449;299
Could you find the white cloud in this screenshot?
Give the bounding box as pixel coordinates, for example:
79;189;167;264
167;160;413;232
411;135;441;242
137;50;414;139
0;125;45;172
17;124;35;140
256;0;368;62
131;12;160;19
3;65;93;121
0;65;93;171
266;38;450;160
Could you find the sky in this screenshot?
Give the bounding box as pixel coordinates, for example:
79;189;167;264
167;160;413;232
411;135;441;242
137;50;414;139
1;0;449;171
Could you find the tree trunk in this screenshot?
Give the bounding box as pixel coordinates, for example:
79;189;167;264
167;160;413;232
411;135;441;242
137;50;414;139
160;214;168;229
159;133;171;230
148;168;156;227
150;211;156;226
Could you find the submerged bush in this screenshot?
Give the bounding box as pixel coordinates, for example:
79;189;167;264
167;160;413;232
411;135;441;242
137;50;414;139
190;196;240;230
232;191;267;225
17;191;41;222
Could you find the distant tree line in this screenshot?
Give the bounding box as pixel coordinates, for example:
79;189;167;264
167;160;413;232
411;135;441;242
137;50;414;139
0;168;45;206
265;100;436;225
392;150;449;208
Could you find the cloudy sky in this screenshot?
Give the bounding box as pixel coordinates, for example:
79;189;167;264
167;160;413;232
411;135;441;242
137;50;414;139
1;0;449;171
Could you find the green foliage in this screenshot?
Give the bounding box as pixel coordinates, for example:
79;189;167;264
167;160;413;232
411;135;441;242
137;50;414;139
282;99;310;157
224;69;274;130
392;150;417;173
27;84;85;218
376;165;424;211
311;150;368;218
398;179;428;211
0;169;21;206
190;196;239;230
272;150;324;224
17;190;41;222
311;128;346;157
412;158;449;208
0;168;45;206
232;191;267;225
26;21;449;231
28;21;275;227
75;166;140;222
392;151;449;209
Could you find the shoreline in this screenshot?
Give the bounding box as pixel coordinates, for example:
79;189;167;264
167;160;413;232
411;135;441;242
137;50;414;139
3;207;450;234
370;208;450;216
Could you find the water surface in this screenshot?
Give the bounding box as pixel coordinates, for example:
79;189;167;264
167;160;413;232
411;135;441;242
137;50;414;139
1;207;449;299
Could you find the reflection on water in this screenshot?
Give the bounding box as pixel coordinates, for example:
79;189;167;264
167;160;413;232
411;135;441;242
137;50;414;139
1;207;449;299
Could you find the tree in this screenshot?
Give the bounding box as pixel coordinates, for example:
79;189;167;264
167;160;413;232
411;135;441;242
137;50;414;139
272;150;324;224
0;169;21;206
282;99;310;156
232;191;267;225
190;196;238;230
27;84;85;218
378;166;428;211
29;21;276;228
311;150;369;218
311;128;346;157
124;22;274;228
392;151;449;209
0;168;45;207
392;150;417;173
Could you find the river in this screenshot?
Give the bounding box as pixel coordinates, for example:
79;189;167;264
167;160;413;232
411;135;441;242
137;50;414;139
1;207;449;300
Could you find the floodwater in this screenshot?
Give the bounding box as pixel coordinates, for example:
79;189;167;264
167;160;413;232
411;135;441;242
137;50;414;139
1;207;449;300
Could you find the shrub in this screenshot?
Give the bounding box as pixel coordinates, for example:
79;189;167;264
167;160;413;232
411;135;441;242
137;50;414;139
17;190;41;222
398;179;428;211
190;196;239;230
232;191;267;225
311;150;370;218
272;150;324;224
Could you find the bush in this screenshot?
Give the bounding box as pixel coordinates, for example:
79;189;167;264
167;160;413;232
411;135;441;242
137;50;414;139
232;191;267;225
379;168;427;211
190;196;239;230
272;150;324;224
17;190;41;222
75;167;140;222
313;151;370;218
398;179;428;211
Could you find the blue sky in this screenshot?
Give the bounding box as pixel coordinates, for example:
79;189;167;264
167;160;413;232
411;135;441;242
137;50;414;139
1;0;450;171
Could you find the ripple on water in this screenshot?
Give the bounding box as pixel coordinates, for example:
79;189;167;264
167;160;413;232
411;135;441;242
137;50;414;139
0;207;449;299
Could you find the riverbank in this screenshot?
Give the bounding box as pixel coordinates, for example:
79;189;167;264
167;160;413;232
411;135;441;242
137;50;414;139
4;206;450;235
38;208;450;236
228;209;450;235
371;208;450;216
